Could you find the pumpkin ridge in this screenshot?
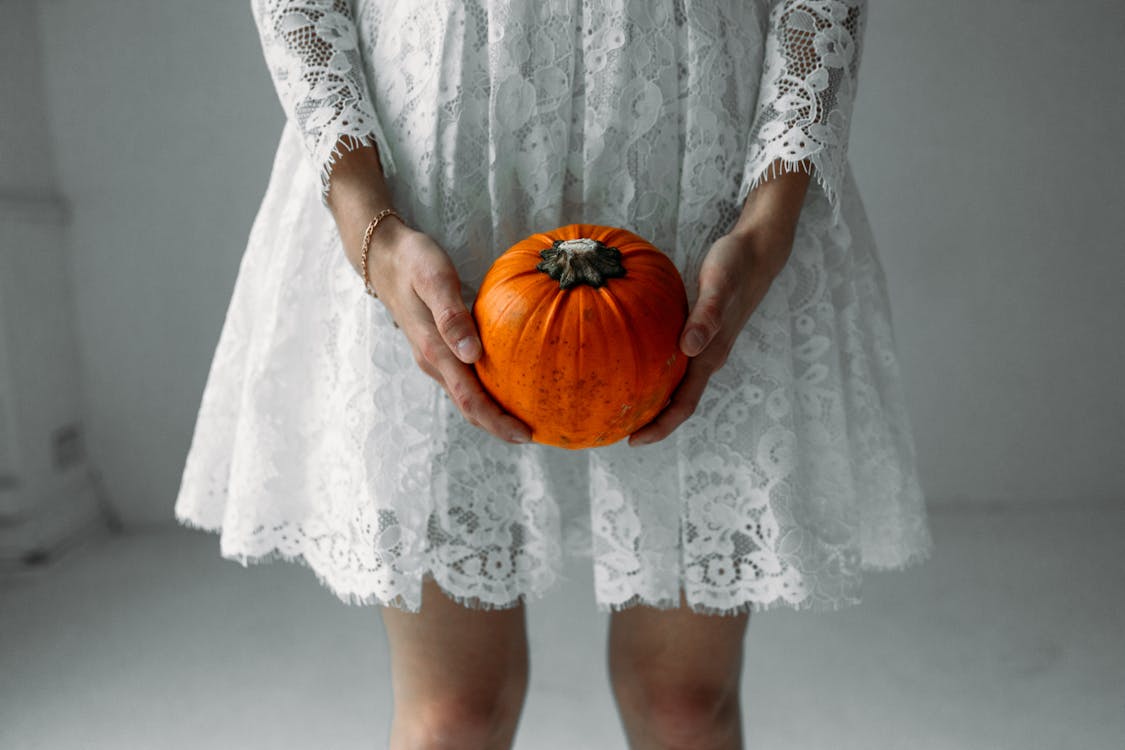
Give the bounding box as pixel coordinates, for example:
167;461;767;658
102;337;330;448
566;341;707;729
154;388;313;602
488;266;550;326
591;288;646;431
532;289;574;401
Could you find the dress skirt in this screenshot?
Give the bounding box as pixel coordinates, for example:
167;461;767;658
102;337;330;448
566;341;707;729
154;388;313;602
174;0;932;615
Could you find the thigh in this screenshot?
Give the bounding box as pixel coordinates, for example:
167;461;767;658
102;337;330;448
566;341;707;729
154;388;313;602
607;587;751;691
380;573;530;703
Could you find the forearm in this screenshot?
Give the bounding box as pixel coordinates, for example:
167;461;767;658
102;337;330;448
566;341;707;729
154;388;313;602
324;140;408;277
729;157;812;275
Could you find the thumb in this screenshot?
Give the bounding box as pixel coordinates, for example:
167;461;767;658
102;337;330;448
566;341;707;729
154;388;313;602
681;285;727;358
415;267;482;364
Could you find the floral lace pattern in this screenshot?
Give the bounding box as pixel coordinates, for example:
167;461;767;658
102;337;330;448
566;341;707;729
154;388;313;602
740;0;868;230
250;0;397;203
174;0;932;616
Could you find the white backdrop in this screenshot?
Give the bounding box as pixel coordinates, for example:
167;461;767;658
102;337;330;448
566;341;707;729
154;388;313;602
15;0;1125;524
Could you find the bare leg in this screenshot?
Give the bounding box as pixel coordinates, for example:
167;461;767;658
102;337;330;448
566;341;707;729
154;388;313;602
380;574;530;749
607;588;751;749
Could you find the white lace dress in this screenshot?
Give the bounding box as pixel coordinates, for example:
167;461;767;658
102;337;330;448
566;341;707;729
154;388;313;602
174;0;933;615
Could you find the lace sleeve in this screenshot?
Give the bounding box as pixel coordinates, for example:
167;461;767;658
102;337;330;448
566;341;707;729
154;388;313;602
738;0;868;228
250;0;396;205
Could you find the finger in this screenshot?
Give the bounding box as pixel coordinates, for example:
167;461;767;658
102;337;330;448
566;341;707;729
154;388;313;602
412;265;482;364
410;348;485;432
434;353;532;444
401;298;531;444
681;285;728;358
410;343;445;386
627;357;715;446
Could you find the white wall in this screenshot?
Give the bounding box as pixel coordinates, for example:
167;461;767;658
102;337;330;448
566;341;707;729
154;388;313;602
849;1;1125;507
0;0;102;556
27;0;1125;525
34;0;282;527
0;0;58;194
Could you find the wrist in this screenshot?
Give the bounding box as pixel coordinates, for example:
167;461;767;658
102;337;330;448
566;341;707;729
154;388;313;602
724;224;795;280
339;205;409;281
724;158;813;278
367;213;412;258
358;211;413;294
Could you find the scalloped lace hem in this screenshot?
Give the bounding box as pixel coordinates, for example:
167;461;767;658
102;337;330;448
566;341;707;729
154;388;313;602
176;511;932;617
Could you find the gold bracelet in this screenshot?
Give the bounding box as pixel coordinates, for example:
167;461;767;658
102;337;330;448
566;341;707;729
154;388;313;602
360;208;404;298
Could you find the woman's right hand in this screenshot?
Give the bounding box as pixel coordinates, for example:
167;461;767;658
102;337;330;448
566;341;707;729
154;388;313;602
364;219;532;445
324;140;529;444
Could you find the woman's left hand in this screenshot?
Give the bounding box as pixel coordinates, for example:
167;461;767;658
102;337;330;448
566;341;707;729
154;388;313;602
627;227;794;446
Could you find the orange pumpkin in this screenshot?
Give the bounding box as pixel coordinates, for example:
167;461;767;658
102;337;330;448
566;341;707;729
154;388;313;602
471;223;689;449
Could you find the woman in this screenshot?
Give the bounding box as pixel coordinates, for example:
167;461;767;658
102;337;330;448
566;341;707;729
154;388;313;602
175;0;932;746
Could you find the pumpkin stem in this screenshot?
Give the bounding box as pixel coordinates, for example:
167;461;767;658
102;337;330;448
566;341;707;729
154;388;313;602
536;238;626;289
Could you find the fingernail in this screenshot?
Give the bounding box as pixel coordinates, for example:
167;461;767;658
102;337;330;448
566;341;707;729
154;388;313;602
510;430;531;444
630;435;651;447
685;329;706;355
456;336;481;361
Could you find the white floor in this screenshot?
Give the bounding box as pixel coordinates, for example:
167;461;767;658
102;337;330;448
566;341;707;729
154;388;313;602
1;505;1122;750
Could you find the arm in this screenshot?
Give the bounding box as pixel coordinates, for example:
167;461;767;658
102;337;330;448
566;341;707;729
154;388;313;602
630;1;870;446
738;0;868;231
249;0;397;206
628;165;811;447
251;1;529;444
326;144;530;445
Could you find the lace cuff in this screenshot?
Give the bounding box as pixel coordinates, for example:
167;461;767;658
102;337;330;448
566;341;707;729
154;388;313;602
250;0;396;206
738;0;868;228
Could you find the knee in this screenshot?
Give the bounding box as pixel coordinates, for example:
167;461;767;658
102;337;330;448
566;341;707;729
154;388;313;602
408;680;528;749
615;675;741;748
